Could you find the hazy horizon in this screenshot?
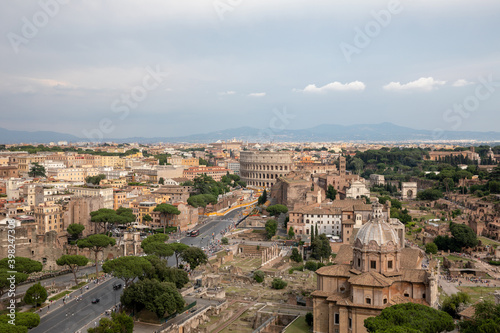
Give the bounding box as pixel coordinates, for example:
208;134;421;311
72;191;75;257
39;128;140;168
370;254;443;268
1;1;499;140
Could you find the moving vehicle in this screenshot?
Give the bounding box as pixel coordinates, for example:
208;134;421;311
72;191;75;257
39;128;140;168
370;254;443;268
113;283;122;290
188;230;199;237
91;298;100;304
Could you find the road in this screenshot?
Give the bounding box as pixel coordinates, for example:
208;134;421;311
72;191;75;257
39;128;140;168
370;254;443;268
1;265;101;301
167;218;235;266
30;277;123;333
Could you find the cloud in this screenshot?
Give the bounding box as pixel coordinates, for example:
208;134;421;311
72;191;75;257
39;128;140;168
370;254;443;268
295;81;366;93
383;77;446;91
452;79;474;87
218;91;236;96
248;92;266;97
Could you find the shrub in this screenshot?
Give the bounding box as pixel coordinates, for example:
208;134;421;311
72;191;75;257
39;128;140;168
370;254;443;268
253;270;265;283
425;242;438;254
271;278;287;290
290;248;303;262
305;261;318;271
305;312;313;327
221;237;229;245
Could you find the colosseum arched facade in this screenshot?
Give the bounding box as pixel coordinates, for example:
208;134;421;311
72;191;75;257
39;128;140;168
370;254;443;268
240;151;294;187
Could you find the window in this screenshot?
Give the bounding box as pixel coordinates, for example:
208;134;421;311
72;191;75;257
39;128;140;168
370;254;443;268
334;313;340;325
404;292;409;297
388;260;393;269
366;298;371;304
423;293;426;299
348;317;352;329
358;258;361;267
370;261;376;269
383;298;387;304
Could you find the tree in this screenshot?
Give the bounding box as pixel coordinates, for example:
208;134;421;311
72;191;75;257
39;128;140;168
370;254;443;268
143;256;189;288
170;243;189;267
23;282;47;307
28;162;46;178
442;292;470;318
77;234;116;277
67;223;85;239
0;270;28;298
90;208;118;234
143;242;174;259
221;237;229;245
102;256;152;287
141;233;169;249
266;204;288;217
305;312;313;327
180;247;208;270
305;261;318;271
450;222;478;249
290;248;303;262
258;189;267;205
253;270;265;283
326;185;337;201
0;257;42;274
0;312;40;332
364;303;454;333
288;227;295;239
425;242;438;255
311;234;332;262
159;177;165;185
153;203;181;234
265;219;278;239
121;279;184;319
86;174;106;185
56;255;89;286
417;189;443;201
87;312;133;333
459;300;500;333
142;214;153;224
271;278;287;290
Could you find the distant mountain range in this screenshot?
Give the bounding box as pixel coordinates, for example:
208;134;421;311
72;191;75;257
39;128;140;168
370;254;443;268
1;123;500;144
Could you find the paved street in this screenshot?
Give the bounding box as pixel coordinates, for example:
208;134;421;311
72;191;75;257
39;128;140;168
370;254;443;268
31;277;123;333
1;265;101;301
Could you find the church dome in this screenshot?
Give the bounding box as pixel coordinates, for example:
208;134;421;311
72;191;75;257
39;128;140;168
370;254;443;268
354;203;399;248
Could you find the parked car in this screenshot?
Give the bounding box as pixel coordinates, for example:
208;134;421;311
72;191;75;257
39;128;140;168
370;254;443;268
91;298;100;304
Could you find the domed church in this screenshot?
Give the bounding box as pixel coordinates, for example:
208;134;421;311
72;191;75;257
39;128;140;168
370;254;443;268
312;202;438;333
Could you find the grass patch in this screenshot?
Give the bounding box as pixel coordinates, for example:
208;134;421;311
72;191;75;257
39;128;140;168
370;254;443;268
49;290;71;301
457;286;500;303
478;236;499;248
284;316;309;333
70;282;87;290
446;255;471;262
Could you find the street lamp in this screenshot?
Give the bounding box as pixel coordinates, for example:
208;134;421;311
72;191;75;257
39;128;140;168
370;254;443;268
33;293;40;309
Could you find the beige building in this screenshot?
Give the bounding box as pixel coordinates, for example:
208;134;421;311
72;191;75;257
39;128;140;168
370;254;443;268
312;203;437;333
47;167;100;182
34;202;64;233
182;165;232;182
239;151;294;188
18;155;47;176
68;186;113;209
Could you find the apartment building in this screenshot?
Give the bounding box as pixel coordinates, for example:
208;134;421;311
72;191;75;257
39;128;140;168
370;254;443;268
35;202;64;233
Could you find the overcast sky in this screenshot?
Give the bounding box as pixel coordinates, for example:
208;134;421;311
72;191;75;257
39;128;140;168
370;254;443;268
1;0;499;139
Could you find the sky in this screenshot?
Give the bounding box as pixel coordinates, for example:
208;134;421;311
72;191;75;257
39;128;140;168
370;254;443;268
0;0;499;140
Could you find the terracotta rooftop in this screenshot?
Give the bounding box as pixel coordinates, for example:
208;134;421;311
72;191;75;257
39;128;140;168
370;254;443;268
349;271;393;287
315;264;352;277
400;248;424;269
333;244;353;265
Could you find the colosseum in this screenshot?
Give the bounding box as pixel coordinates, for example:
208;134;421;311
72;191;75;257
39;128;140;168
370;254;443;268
239;151;294;187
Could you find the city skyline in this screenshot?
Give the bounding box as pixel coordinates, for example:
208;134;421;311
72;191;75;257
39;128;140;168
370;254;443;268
1;0;499;139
